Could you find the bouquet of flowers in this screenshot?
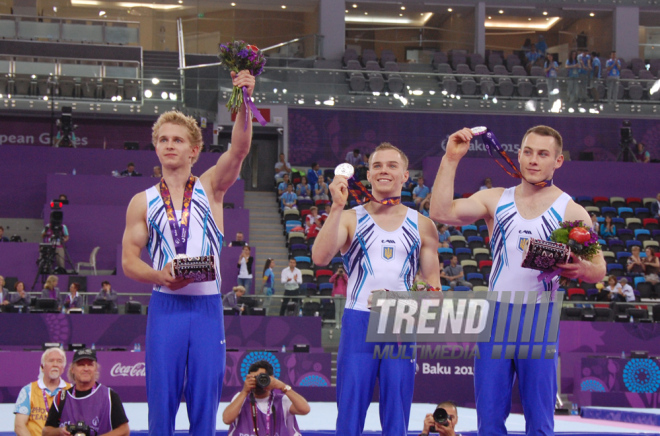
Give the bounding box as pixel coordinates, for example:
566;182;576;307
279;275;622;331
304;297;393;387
549;220;601;285
218;40;267;119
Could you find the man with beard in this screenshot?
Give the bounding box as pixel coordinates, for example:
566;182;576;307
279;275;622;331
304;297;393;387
222;360;310;435
14;347;71;436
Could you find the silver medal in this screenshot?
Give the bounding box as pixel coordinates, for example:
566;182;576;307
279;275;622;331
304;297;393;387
471;126;488;136
334;163;355;178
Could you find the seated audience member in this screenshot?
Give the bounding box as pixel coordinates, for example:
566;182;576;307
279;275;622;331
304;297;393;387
278;173;291;198
345;148;362;168
305;206;323;238
440;256;472;290
62;283;82;312
1;275;9;305
420;401;461;436
412;176;430;206
600;215;616;239
634;142;650;163
41;275;61;308
223;286;246;314
152;166;162;178
119;162;141;177
627;246;645;276
0;226;9;242
420;198;431;217
602;275;620;301
652;193;660;219
11;281;30;310
611;277;635;302
644;247;660;284
222;360;310;435
590;213;600;234
307;162;322;188
275;153;292;180
296;176;312;200
281;184;298;211
94;281;118;312
314;176;330;202
14;347;71;436
228;231;247;247
437;224;451;248
479;177;493;191
43;349;129;436
320;203;331;223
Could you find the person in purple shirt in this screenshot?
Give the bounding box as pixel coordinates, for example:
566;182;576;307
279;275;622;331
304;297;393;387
43;348;129;436
222;360;310;436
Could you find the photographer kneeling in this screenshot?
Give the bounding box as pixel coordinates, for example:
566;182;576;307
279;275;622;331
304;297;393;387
223;360;310;435
43;349;129;436
420;401;460;436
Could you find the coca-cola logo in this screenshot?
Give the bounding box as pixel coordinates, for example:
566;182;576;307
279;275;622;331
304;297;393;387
110;362;146;377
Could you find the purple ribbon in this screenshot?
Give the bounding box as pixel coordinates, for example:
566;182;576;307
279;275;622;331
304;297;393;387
242;86;267;132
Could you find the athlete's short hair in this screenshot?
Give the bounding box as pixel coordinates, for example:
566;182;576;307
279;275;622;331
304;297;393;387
369;142;409;170
521;125;563;155
152;111;203;165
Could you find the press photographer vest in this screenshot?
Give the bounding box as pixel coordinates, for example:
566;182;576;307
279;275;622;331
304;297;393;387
145;178;223;295
57;384;112;435
26;380;70;436
228;391;300;436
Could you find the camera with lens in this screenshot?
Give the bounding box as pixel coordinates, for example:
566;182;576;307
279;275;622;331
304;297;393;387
620;120;633;144
66;421;96;436
255;373;271;389
428;407;449;432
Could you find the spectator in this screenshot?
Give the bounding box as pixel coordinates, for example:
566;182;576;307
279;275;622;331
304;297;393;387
634;142;650;163
479;177;493;191
611;277;635;302
544;53;559;97
305;206;323;238
0;226;9;242
357;153;370;180
653;193;660;219
600;215;616;239
1;275;8;305
565;50;580;104
119;162;141;177
403;175;417;192
440;256;472;290
296;175;312;200
94;280;118;312
223;286;246;314
41;275;61;307
591;51;601;88
307;162;322;188
590;213;600;234
152;166;162;178
627;246;645;276
281;184;298;211
14;347;71;436
314;176;330;202
577;48;592;102
521;38;532;52
437;224;451;248
593;281;610;302
280;258;302;316
262;259;275;296
222;360;309;435
525;44;542;69
605;51;622;104
536;34;547;55
412;176;430;207
345;148;362;168
420;198;431;217
602;275;620;301
420;401;461;436
278;173;291;198
11;281;30;309
62;283;82;312
42;224;69;271
320;203;332;223
228;231;247;247
43;348;129;436
275;153;291;180
644;247;660;285
236;246;253;293
330;266;348;298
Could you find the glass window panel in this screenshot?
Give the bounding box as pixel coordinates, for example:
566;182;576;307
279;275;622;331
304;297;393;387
62;23;103;43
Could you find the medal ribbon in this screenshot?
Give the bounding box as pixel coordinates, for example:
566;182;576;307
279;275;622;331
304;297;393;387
346;177;401;206
476;128;553;188
160;175;195;255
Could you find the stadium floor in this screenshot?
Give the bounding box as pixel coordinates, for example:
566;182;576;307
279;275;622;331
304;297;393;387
2;402;659;435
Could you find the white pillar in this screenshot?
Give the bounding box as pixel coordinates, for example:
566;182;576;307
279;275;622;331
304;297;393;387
319;0;345;60
474;2;486;57
613;6;640;61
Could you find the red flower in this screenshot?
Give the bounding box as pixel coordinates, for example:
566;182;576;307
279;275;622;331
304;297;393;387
246;45;259;52
569;227;591;244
